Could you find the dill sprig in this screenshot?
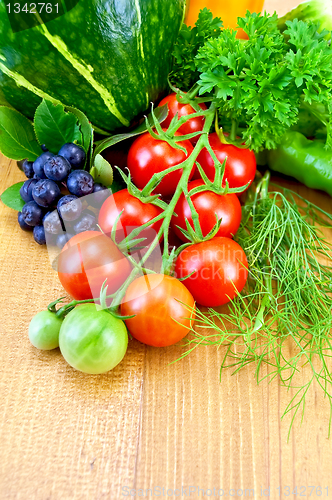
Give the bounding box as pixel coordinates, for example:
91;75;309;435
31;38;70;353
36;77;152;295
179;171;332;438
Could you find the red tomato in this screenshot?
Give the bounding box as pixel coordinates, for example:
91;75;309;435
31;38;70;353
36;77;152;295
121;274;196;347
175;237;248;307
98;189;163;244
193;133;256;193
171;179;242;242
158;93;207;143
127;130;194;197
58;231;132;300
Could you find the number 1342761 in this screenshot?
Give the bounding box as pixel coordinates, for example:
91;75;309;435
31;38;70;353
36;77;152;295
6;3;59;14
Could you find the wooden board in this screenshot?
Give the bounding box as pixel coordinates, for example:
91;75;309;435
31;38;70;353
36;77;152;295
1;1;332;498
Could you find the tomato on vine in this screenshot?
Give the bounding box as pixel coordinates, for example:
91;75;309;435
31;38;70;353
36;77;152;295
59;304;128;374
175;237;248;307
57;231;132;300
158;92;207;144
127;130;194;197
171;179;242;242
121;274;196;347
29;310;63;350
98;189;164;244
193;133;256;193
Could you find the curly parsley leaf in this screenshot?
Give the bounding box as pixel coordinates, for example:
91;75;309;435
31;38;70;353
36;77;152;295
284;20;332;105
194;11;332;151
170;8;223;91
326;101;332;150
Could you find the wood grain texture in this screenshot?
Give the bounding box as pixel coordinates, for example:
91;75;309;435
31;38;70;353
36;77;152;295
0;160;147;499
1;1;332;498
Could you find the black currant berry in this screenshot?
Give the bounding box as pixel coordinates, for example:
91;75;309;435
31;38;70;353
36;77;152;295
32;179;61;207
33;225;46;245
21;201;44;226
56;233;74;249
43;211;63;235
18;212;33;231
44;155;71;182
73;213;96;233
67;170;94;197
22;160;34;179
20;179;39;203
33;152;55;179
57;195;83;222
58;143;86;169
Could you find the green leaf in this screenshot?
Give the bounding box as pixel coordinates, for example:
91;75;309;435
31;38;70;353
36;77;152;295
0;107;41;161
91;123;110;136
92;105;168;161
65;106;93;153
1;182;25;211
34;100;82;153
90;154;113;187
170;8;223;90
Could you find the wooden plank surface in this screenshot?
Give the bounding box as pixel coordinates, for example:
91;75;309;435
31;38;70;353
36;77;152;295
1;1;332;498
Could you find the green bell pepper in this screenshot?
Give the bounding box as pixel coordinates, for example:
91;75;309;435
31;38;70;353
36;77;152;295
267;131;332;197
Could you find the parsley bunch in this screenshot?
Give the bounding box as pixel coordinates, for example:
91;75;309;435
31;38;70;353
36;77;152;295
172;11;332;152
170;8;223;91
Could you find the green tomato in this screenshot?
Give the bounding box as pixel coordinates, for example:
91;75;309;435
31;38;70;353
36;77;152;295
59;304;128;374
29;310;63;350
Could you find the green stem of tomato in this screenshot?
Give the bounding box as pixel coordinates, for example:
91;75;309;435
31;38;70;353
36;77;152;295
107;104;217;312
161;103;217;259
52;99;246;316
55;298;98;318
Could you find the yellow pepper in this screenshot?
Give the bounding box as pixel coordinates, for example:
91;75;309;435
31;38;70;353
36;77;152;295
185;0;265;37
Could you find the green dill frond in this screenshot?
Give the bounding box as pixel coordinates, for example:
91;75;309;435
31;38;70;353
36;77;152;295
177;175;332;438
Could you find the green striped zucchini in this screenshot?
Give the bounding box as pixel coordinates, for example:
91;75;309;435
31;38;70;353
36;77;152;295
0;0;187;132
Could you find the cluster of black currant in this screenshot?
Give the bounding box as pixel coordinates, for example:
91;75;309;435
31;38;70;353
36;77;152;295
18;143;110;247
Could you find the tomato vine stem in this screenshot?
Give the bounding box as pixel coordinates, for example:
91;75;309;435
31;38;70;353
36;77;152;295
49;93;250;317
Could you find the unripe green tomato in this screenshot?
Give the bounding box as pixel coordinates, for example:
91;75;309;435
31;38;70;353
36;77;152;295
29;310;63;350
59;304;128;374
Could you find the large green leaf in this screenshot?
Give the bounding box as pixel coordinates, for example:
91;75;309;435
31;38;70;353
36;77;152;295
66;106;93;153
34;100;81;153
0;107;41;161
